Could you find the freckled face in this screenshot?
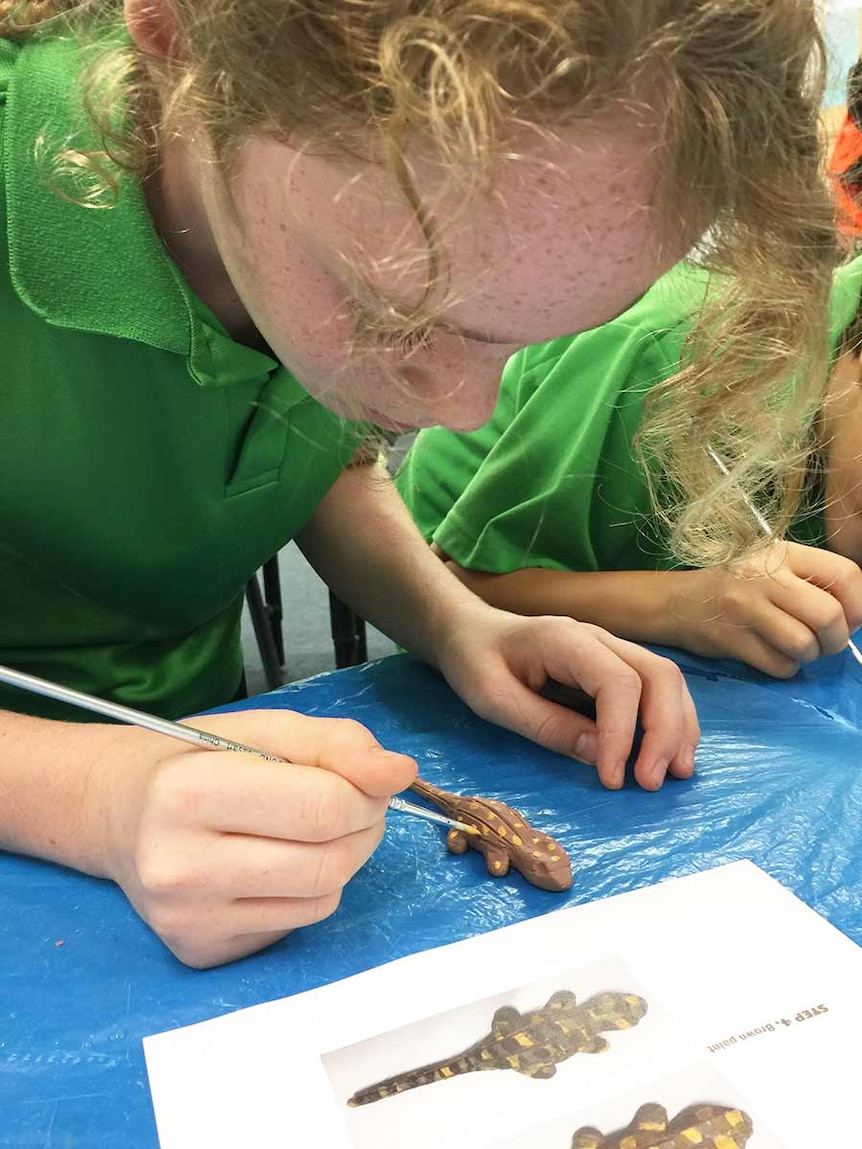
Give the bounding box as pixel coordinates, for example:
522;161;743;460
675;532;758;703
200;121;684;431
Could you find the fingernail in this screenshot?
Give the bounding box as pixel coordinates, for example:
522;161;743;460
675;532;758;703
650;757;669;787
372;749;416;776
607;760;626;790
681;745;697;776
376;749;412;765
573;731;598;765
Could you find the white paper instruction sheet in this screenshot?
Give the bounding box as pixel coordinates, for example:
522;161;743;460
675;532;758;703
144;861;860;1147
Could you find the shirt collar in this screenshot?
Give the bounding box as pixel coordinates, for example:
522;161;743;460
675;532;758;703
4;34;277;387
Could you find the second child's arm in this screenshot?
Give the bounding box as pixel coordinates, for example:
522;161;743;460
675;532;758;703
441;545;862;679
822;347;862;565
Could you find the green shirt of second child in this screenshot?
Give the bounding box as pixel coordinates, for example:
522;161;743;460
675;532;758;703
397;259;862;576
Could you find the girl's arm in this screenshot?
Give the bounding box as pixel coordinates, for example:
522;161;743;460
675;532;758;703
435;563;690;647
440;545;862;680
297;460;700;792
822;348;862;565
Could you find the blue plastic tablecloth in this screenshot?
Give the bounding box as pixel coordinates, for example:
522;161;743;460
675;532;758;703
2;647;861;1147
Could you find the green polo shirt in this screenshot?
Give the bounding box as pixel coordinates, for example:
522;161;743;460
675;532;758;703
397;258;862;575
0;35;367;720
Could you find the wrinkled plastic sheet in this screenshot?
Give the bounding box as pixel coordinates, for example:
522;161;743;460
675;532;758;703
2;646;861;1147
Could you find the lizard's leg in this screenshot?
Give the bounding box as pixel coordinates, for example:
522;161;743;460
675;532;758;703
571;1127;603;1148
631;1102;668;1131
445;828;470;855
478;841;511;878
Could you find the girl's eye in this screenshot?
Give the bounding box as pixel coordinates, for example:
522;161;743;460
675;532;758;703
350;300;434;353
373;325;433;352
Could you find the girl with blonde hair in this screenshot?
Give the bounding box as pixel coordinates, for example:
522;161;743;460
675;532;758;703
0;0;837;966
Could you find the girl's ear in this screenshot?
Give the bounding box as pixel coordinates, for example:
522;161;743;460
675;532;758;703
123;0;183;60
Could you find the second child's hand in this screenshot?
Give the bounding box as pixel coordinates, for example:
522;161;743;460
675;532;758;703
707;447;862;669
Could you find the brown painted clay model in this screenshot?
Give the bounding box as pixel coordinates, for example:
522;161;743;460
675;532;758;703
571;1101;755;1148
409;776;573;891
347;988;647;1107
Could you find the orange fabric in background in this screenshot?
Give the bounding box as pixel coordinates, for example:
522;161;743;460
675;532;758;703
830;111;862;239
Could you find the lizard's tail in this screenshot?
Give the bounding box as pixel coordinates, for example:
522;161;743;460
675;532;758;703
346;1052;480;1107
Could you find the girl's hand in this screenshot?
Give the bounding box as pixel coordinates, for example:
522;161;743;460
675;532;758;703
666;541;862;677
434;606;699;792
94;711;416;968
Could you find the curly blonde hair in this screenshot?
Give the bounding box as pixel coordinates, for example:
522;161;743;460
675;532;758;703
0;0;840;567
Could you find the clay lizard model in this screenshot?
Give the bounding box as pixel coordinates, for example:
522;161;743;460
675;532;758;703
409;776;573;891
571;1102;755;1149
347;989;647;1107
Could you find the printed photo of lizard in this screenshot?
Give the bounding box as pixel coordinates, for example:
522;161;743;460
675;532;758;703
570;1100;755;1148
346;988;647;1107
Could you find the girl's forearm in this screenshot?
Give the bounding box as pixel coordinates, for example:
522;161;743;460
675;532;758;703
442;564;693;648
295;464;489;665
823;351;862;565
0;710;127;876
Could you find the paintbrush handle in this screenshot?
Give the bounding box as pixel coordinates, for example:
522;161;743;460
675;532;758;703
0;662;286;761
0;663;475;829
388;795;476;835
706;446;772;533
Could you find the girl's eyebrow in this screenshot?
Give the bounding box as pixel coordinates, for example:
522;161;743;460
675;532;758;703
433;317;520;345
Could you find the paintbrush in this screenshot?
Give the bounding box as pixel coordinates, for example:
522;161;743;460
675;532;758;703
707;446;862;668
0;662;479;836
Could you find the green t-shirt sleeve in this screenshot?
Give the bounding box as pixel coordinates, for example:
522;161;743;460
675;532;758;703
829;252;862;349
0;39;17;149
397;264;708;575
396;346;527;556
